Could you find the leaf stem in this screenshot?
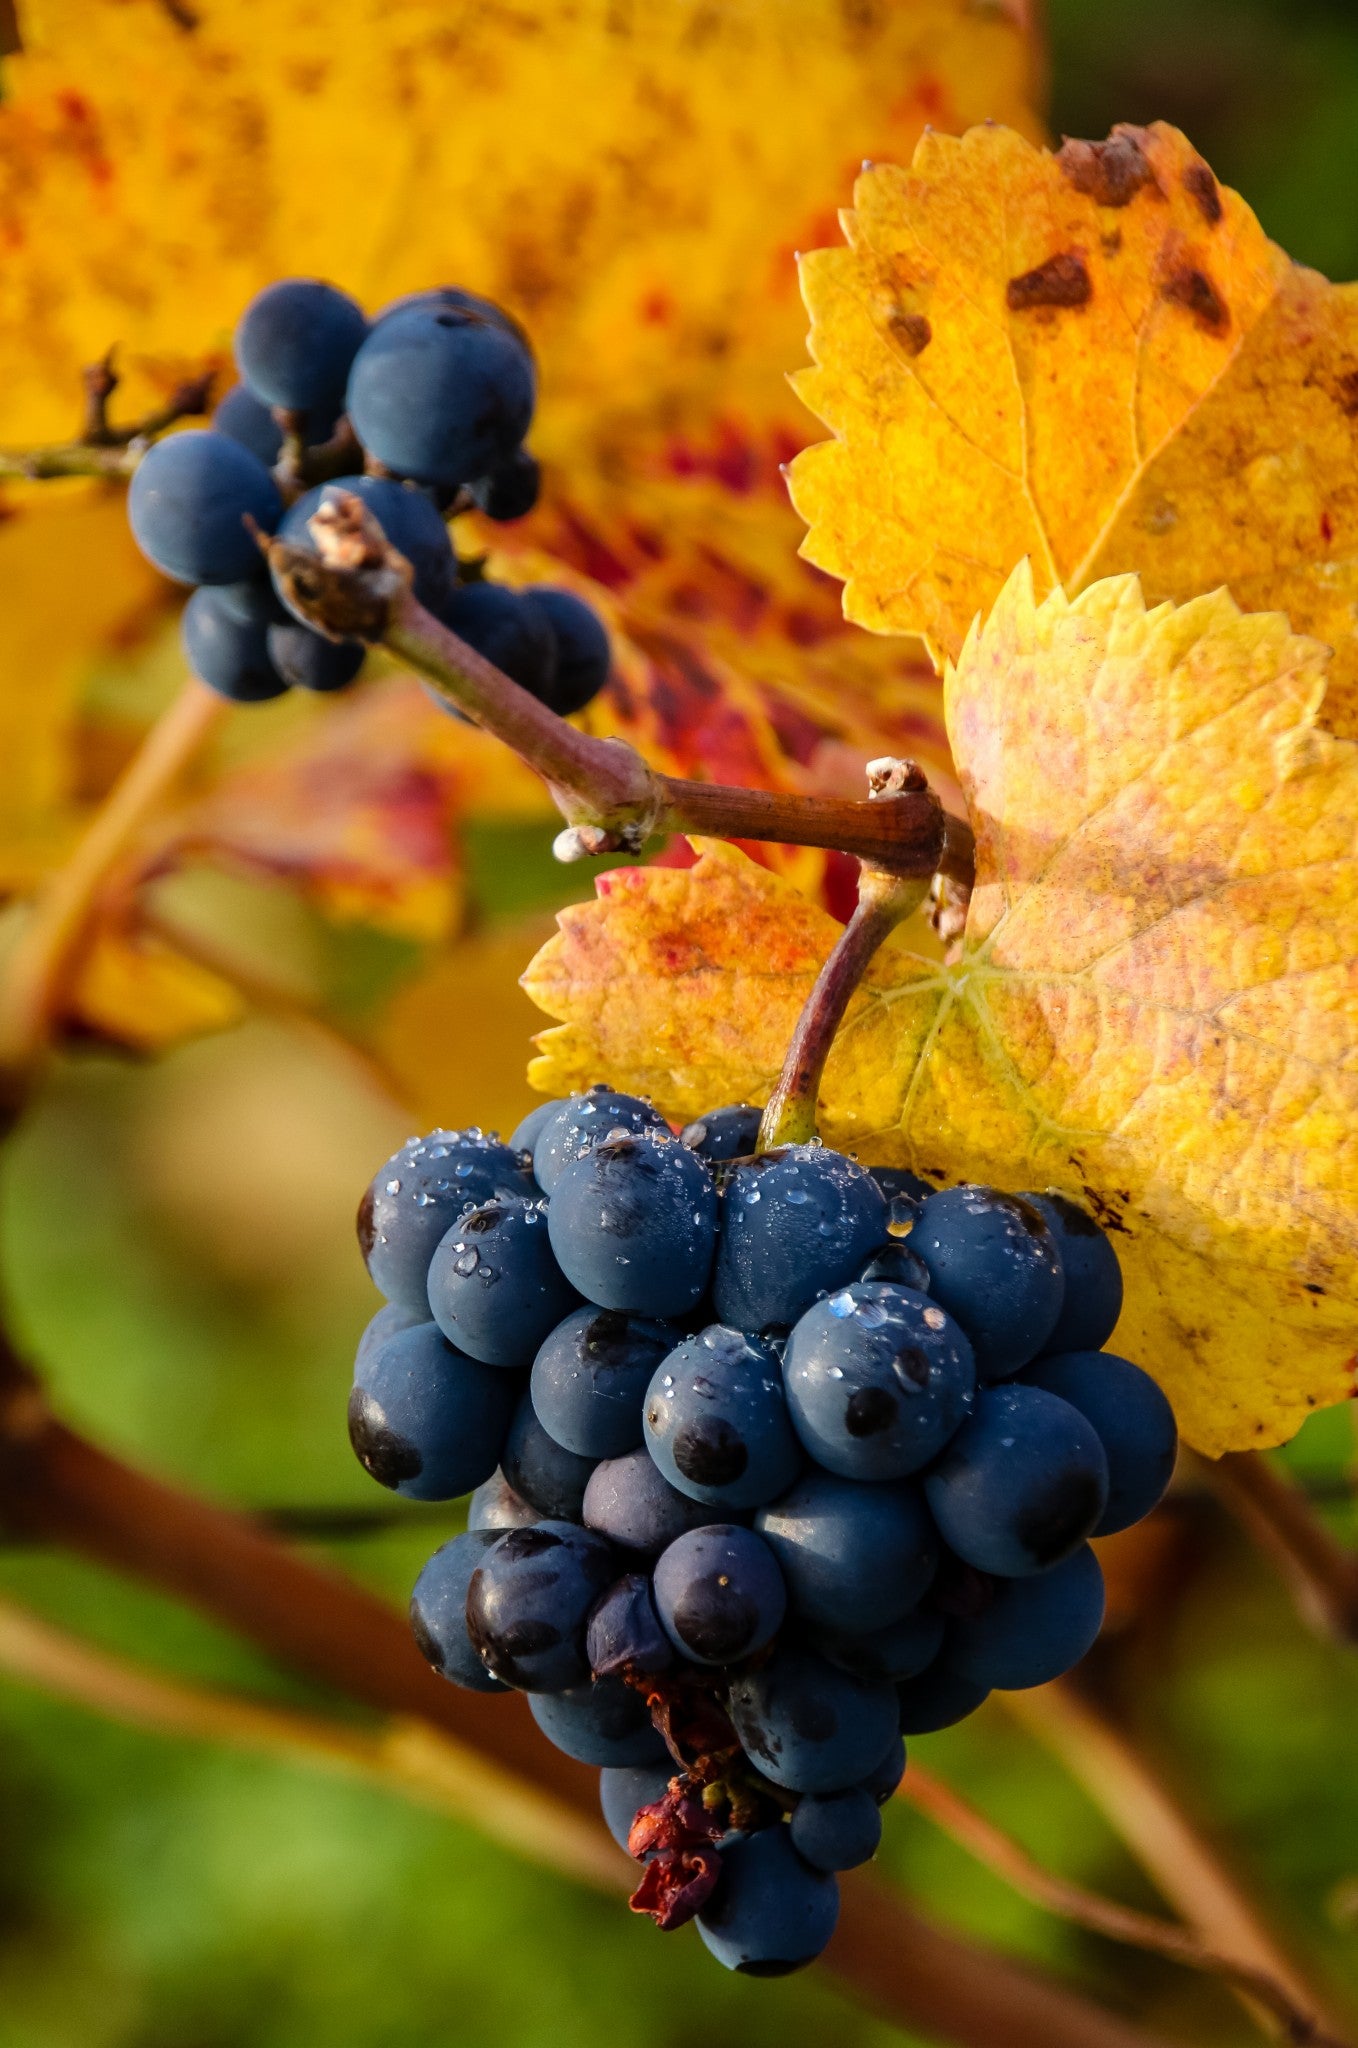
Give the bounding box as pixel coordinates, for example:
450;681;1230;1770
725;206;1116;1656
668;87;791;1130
1207;1452;1358;1645
0;677;227;1103
900;1763;1353;2046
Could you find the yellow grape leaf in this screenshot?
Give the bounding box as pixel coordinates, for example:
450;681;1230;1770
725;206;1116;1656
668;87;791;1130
789;122;1358;739
526;569;1358;1456
72;918;244;1052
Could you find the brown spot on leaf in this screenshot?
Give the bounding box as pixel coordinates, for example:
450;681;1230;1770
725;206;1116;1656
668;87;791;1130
1162;265;1228;333
1101;229;1123;257
1336;369;1358;417
1183;160;1223;225
889;309;932;357
1058;130;1157;208
1007;253;1091;313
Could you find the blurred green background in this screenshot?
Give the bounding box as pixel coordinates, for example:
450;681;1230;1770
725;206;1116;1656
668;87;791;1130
2;4;1358;2046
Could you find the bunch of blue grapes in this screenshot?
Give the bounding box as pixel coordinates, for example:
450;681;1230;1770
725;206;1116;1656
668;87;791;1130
125;278;610;710
349;1090;1177;1976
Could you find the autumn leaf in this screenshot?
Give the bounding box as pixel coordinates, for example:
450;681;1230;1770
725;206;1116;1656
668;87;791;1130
789;121;1358;740
525;568;1358;1456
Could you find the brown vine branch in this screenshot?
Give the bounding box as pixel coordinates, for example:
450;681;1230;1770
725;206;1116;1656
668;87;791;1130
1002;1681;1355;2045
0;360;215;479
1208;1452;1358;1645
261;496;974;886
0;1358;1176;2048
0;677;227;1107
899;1764;1352;2047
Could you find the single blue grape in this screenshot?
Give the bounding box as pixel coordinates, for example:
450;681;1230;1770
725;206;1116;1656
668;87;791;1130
354;1301;423;1378
859;1241;931;1289
347;1321;516;1501
266;621;365;693
467;1468;541;1533
582;1447;738;1556
790;1789;882;1872
727;1646;899;1794
508;1099;564;1159
782;1283;975;1482
521;587;611;716
470;447;541;522
1021;1350;1176;1535
276;475;453;615
679;1103;762;1164
645;1326;801;1511
696;1826;839;1976
947;1545;1105;1690
502;1387;597;1521
358;1129;536;1316
532;1088;667;1194
860;1734;907;1804
428;1196;581;1368
547;1132;718;1319
895;1661;991;1734
181;584;288;702
910;1186;1064;1379
713;1146;887;1331
431;580;557;698
755;1470;937;1633
531;1306;679;1458
808;1606;945;1686
924;1382;1109;1576
410;1530;508;1693
465;1520;616;1691
529;1676;669;1768
346;306;535;487
235;277;367;414
600;1762;674;1853
586;1572;674;1680
129;430;282;586
652;1525;787;1666
1023;1193;1125;1354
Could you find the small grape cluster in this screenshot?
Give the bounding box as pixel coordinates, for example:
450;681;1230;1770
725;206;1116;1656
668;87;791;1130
349;1090;1177;1976
125;278;610;711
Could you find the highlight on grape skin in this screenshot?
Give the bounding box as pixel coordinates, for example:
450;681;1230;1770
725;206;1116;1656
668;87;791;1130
125;276;612;714
348;1089;1178;1972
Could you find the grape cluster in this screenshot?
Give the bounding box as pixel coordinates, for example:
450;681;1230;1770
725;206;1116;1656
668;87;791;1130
126;278;610;712
349;1090;1177;1976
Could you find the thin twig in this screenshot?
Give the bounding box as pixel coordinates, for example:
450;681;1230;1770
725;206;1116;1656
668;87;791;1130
900;1764;1353;2047
0;366;215;477
0;678;227;1104
1209;1452;1358;1645
1002;1682;1356;2045
261;496;970;885
0;1589;622;1892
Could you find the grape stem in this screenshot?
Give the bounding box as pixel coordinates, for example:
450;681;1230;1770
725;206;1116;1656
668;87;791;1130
759;804;931;1150
0;356;215;480
260;494;974;886
901;1763;1353;2047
